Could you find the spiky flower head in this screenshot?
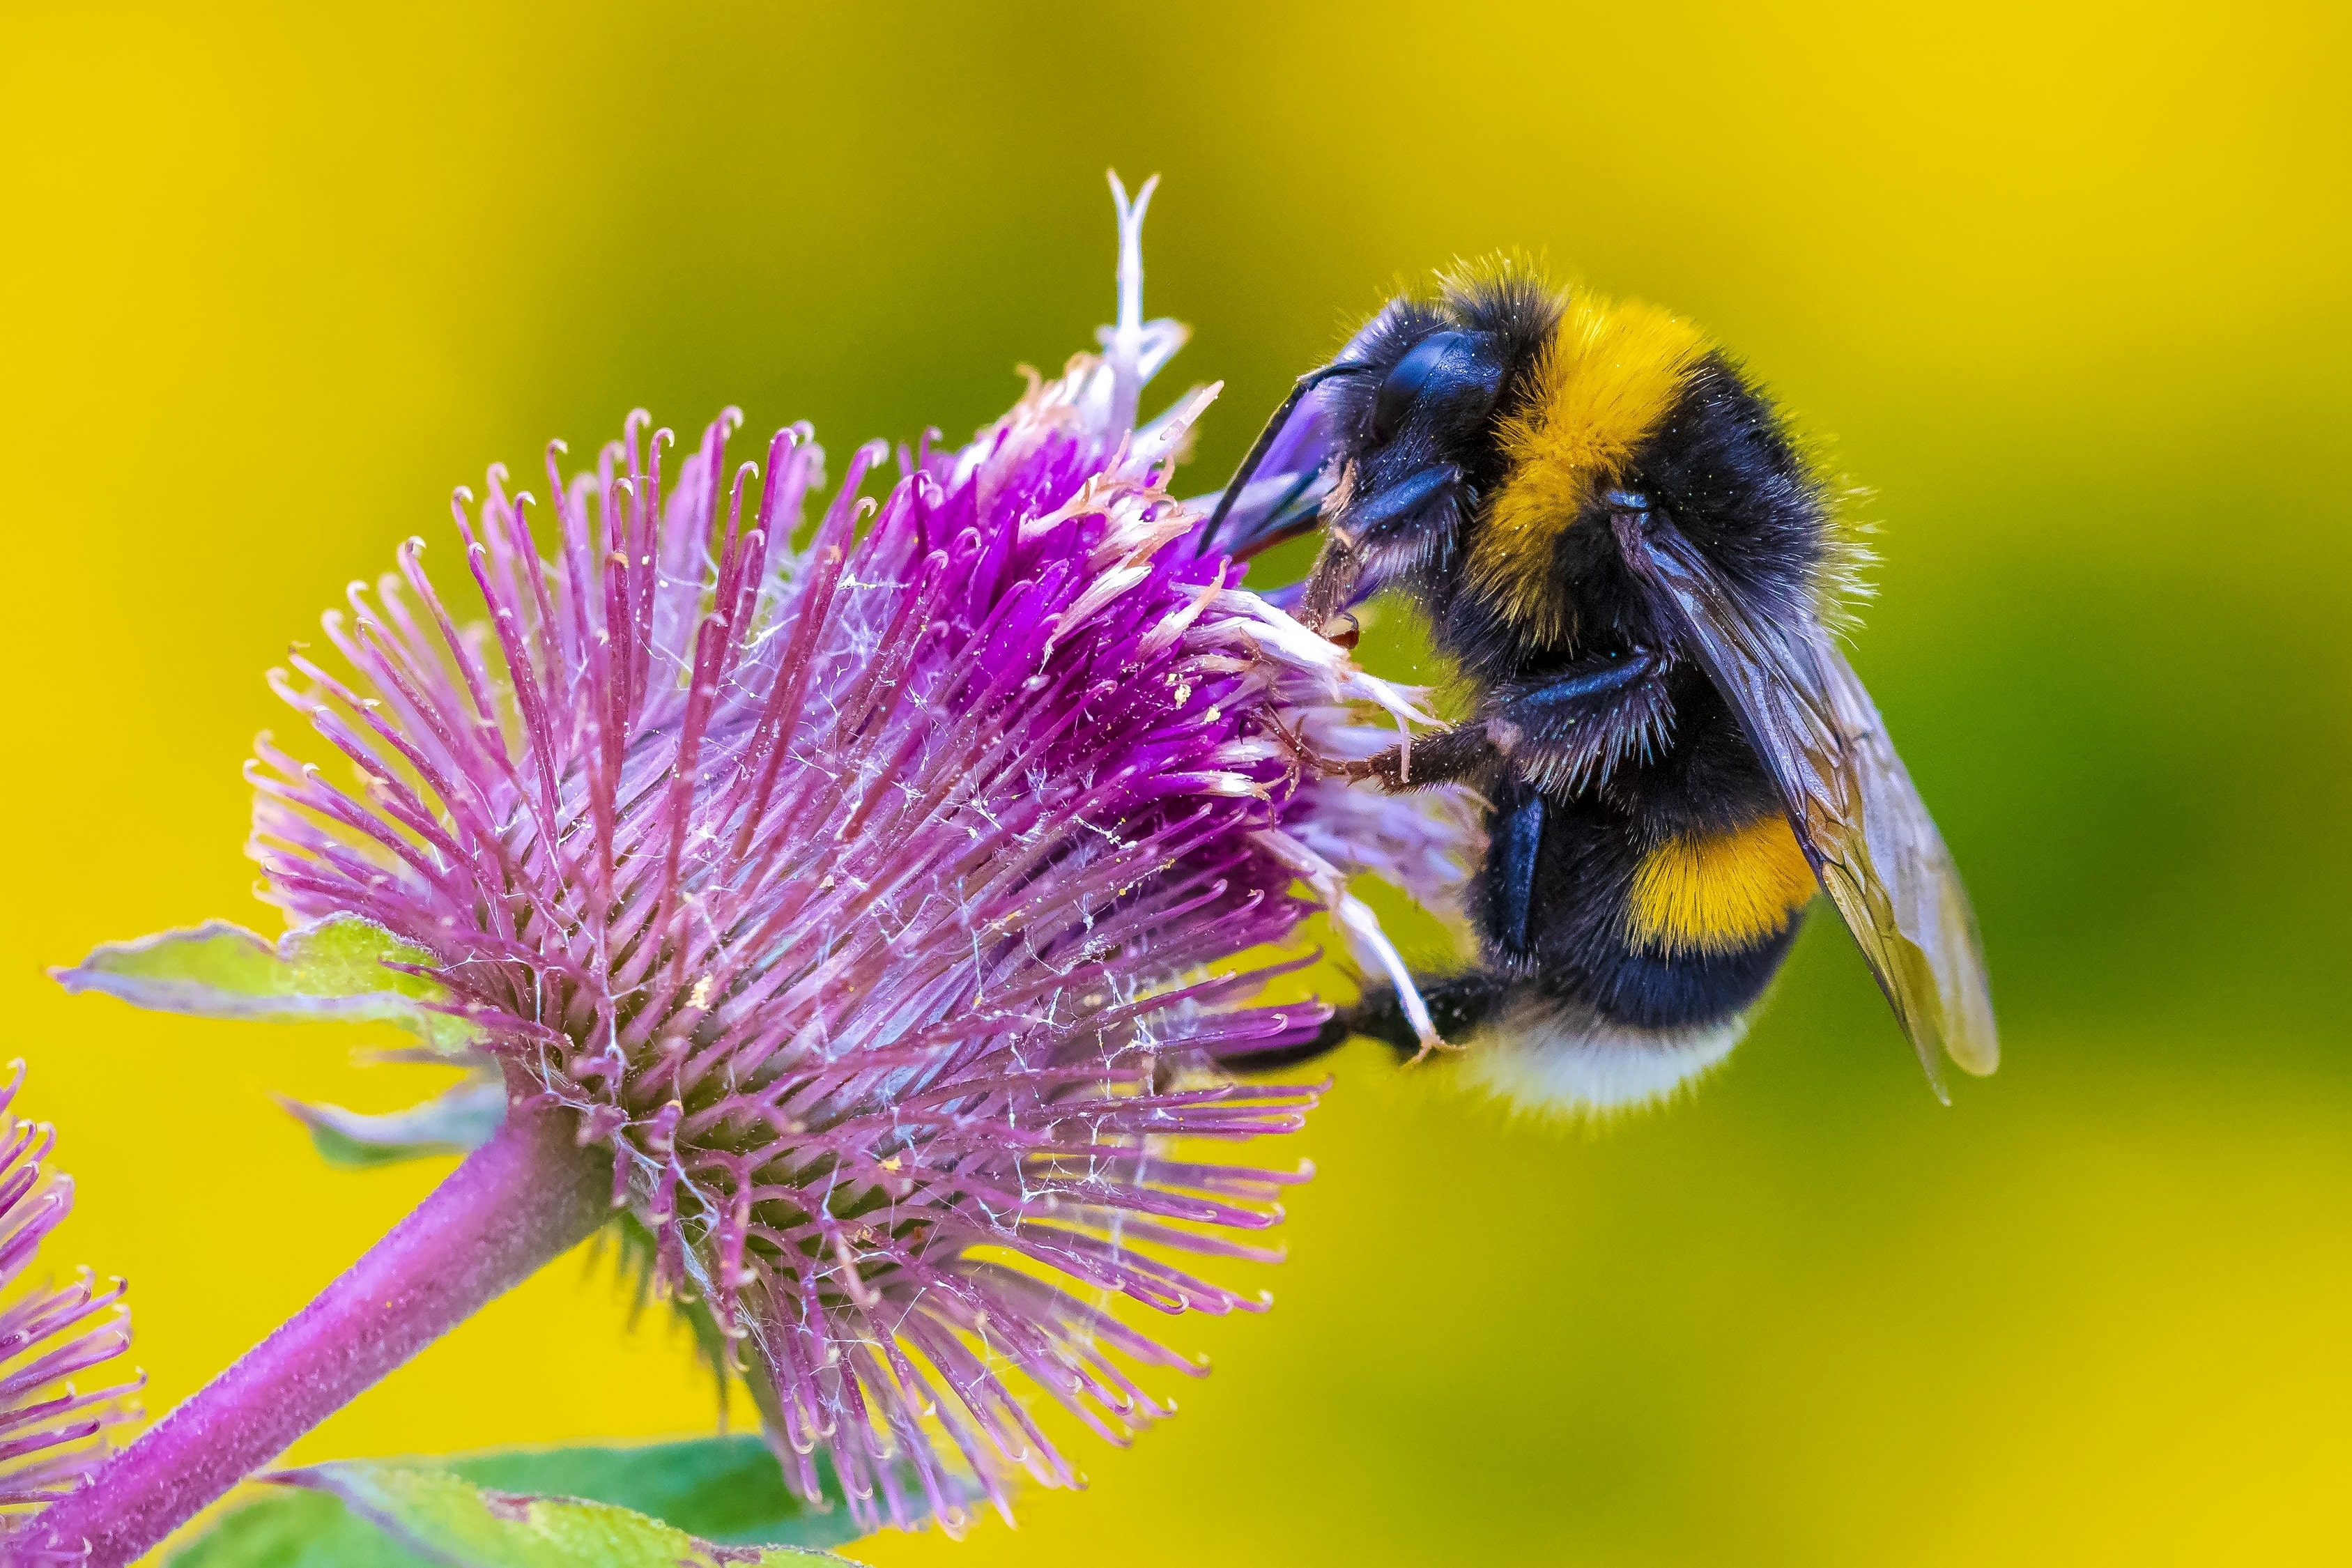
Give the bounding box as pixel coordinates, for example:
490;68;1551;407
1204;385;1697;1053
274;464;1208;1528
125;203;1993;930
0;1067;139;1540
246;178;1466;1530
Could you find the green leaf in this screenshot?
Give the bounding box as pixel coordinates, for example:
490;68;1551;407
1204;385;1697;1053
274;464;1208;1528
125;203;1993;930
279;1075;508;1168
53;914;475;1050
166;1486;433;1568
441;1438;861;1548
284;1461;845;1568
166;1438;879;1567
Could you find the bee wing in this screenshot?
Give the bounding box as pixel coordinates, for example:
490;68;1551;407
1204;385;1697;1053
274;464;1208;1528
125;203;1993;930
1615;514;1998;1093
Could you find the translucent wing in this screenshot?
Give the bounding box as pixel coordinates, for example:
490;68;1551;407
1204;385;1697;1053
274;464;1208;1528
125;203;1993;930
1615;514;1998;1094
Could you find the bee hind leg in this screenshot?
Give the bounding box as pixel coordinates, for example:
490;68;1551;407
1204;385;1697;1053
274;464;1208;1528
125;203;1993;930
1224;971;1515;1075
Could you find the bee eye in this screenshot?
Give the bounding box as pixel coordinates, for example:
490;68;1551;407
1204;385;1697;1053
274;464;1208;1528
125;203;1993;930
1371;331;1473;444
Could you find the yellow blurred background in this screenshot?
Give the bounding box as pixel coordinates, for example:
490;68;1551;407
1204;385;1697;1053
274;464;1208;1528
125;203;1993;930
5;1;2347;1562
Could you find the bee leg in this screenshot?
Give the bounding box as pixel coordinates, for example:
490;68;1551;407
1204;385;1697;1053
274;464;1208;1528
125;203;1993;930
1493;790;1546;953
1486;648;1677;794
1259;707;1494;790
1296;534;1362;631
1223;971;1513;1074
1332;721;1500;791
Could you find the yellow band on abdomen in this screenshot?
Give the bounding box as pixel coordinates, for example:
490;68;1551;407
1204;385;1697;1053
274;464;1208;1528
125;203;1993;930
1627;815;1817;955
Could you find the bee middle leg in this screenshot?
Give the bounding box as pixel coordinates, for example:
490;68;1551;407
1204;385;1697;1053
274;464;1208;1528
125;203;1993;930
1484;647;1677;794
1330;721;1501;790
1334;648;1677;793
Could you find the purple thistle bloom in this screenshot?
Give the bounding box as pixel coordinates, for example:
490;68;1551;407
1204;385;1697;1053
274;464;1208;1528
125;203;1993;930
210;176;1460;1532
0;1068;138;1544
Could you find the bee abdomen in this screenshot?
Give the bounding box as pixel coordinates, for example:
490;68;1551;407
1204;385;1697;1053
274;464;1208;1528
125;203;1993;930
1307;974;1753;1117
1624;815;1816;958
1462;991;1750;1116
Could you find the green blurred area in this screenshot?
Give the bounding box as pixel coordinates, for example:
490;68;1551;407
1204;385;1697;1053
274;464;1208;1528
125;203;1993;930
3;2;2344;1562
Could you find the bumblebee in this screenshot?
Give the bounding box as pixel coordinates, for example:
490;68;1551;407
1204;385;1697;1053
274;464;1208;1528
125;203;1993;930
1205;263;1997;1111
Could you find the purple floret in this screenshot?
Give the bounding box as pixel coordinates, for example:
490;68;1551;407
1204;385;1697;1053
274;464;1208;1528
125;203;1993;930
0;1066;139;1539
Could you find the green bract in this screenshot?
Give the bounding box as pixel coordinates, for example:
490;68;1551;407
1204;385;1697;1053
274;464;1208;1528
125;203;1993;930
54;914;476;1052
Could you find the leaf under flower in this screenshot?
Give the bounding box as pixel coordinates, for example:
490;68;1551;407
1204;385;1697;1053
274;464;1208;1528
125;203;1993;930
53;914;475;1051
278;1077;507;1168
170;1438;866;1567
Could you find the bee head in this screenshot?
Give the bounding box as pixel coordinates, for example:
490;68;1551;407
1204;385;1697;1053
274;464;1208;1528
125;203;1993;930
1317;269;1561;600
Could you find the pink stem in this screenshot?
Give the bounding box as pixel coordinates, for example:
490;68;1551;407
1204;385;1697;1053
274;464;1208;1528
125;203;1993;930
22;1097;611;1567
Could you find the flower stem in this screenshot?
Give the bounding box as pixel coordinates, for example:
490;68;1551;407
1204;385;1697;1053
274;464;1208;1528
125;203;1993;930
23;1096;611;1567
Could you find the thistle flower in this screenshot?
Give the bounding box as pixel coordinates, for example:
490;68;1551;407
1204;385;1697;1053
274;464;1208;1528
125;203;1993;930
36;177;1473;1557
0;1067;138;1543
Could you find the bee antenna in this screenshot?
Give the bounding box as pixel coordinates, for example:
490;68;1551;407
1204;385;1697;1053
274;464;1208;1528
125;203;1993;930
1201;361;1372;556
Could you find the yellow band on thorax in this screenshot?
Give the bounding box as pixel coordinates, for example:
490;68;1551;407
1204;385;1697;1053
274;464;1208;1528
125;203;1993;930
1471;293;1709;643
